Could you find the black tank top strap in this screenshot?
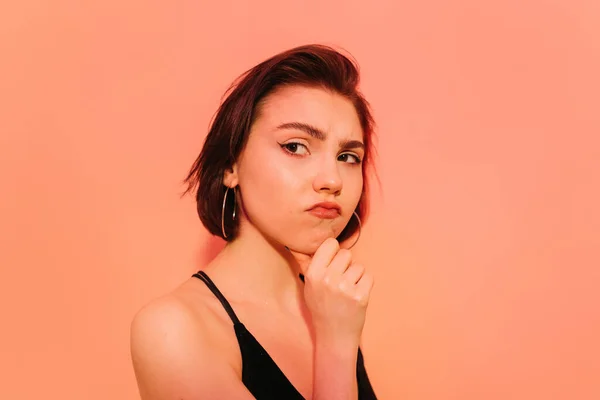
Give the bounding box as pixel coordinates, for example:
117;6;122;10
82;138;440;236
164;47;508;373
192;270;241;325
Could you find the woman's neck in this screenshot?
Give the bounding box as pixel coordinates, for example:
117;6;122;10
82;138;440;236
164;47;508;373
204;227;306;314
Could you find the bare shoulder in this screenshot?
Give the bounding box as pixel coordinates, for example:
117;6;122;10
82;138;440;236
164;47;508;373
130;283;253;400
130;293;203;362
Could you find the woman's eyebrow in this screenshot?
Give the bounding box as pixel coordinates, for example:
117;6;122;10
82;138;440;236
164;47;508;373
276;121;364;150
277;122;325;140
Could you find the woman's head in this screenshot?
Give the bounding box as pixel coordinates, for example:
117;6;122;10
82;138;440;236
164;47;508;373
183;44;376;254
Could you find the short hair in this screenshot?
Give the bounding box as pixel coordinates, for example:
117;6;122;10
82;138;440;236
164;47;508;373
182;44;377;242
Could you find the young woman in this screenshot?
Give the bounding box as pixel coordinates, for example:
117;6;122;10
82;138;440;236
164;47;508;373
131;44;379;399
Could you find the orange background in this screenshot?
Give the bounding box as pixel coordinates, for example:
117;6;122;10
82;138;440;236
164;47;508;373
1;1;599;399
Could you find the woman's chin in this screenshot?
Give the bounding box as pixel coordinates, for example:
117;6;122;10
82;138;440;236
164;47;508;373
298;234;339;254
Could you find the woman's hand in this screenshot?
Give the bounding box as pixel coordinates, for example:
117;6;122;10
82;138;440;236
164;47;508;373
289;237;374;345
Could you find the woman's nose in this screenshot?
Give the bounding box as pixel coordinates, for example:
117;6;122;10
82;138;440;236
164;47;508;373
312;158;342;194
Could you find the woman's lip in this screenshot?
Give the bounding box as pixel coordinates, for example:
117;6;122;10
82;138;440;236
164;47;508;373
309;201;342;212
308;207;340;219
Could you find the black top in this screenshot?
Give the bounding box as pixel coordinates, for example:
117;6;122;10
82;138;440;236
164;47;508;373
192;270;377;400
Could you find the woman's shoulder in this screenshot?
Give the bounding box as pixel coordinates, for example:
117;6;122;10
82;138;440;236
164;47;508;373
130;288;210;366
131;279;204;330
130;279;246;398
130;284;256;398
130;277;234;355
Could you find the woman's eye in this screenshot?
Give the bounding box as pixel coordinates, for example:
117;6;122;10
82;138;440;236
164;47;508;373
281;143;361;164
282;142;309;155
338;153;362;164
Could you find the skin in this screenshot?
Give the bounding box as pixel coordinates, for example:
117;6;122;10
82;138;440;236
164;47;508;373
130;85;374;400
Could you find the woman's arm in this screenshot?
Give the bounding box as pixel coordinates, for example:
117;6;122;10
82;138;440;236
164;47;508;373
312;334;360;400
130;297;255;400
289;238;375;400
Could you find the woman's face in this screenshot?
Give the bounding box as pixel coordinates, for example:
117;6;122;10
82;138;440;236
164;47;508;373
227;85;365;254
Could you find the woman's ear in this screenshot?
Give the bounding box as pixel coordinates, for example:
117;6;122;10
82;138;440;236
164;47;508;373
223;164;239;188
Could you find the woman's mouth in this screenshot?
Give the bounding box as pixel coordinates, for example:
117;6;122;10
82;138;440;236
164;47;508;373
308;206;340;219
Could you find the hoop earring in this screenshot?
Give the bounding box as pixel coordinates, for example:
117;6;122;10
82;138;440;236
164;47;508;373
345;211;362;249
221;186;236;239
